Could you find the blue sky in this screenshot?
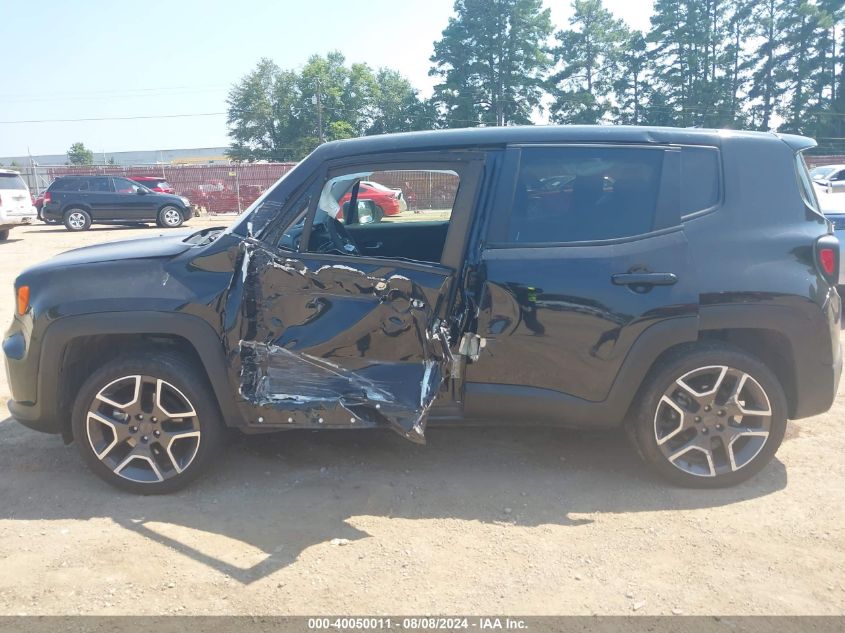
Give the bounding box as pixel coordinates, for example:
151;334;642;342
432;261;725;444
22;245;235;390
0;0;652;157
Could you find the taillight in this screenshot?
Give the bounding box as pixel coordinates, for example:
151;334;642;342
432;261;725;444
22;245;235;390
16;285;30;315
815;235;840;285
820;249;836;275
44;192;52;204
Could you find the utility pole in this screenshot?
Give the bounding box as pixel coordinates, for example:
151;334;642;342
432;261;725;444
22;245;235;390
313;78;324;144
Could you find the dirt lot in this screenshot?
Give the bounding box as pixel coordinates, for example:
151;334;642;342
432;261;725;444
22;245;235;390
0;218;844;616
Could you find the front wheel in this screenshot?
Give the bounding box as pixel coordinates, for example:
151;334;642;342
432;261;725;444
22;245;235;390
71;352;225;494
157;206;184;228
628;343;787;488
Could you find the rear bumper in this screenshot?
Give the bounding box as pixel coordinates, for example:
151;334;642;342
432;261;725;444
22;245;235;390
0;212;37;228
791;290;842;419
794;340;842;419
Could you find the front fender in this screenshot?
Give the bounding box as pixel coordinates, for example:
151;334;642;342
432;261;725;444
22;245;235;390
15;311;242;434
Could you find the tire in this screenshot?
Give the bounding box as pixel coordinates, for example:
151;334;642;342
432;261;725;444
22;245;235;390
158;206;184;228
71;351;225;494
0;230;8;241
373;205;385;222
628;342;787;488
64;208;91;231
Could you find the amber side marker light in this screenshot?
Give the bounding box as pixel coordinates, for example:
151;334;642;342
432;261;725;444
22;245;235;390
16;285;30;315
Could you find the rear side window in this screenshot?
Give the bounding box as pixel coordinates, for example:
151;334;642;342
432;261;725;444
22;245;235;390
795;152;821;213
507;147;664;243
51;178;87;191
680;147;720;215
0;174;27;190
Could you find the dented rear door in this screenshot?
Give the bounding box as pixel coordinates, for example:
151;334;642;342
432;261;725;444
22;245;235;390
232;244;455;443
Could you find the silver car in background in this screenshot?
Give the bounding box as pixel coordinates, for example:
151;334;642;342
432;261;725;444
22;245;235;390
0;170;37;240
811;163;845;194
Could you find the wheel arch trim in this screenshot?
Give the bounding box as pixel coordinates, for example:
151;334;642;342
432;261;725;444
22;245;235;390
37;311;242;437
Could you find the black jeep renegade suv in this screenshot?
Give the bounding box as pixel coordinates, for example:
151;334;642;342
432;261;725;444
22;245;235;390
4;126;841;493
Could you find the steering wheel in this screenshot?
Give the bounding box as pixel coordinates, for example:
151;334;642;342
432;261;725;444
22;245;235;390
324;216;360;256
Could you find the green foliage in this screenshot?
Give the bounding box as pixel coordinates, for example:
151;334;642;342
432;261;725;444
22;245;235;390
429;0;553;126
226;54;433;162
67;142;94;166
550;0;630;124
226;1;845;160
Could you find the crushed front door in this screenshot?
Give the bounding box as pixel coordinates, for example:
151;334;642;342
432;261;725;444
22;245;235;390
233;243;454;443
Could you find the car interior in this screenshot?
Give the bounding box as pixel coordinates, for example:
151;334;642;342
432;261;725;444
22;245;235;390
507;149;663;243
281;169;459;264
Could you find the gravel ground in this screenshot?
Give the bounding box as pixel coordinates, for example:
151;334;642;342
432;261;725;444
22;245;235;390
0;219;843;616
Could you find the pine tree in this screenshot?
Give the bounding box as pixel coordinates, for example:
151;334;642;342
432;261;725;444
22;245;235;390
612;31;649;125
430;0;553;126
549;0;630;124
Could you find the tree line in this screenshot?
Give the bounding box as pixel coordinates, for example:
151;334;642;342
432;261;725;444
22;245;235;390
226;0;845;161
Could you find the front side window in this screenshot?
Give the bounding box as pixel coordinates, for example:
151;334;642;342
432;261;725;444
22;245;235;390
303;168;460;263
507;147;664;244
112;178;140;193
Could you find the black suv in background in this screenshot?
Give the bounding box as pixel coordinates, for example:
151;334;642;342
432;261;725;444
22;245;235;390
4;126;841;493
42;175;192;231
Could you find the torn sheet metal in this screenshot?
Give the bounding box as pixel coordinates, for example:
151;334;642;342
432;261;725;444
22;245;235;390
239;341;441;442
233;244;453;443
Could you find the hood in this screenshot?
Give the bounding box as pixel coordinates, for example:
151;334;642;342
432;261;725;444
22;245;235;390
28;231;194;272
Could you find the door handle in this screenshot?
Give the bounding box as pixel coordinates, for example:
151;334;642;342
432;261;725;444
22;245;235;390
611;272;678;286
364;241;383;249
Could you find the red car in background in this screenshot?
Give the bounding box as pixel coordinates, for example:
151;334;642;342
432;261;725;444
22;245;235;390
338;181;407;221
129;176;176;194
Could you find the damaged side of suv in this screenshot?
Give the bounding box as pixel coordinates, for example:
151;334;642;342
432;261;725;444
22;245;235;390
5;126;841;493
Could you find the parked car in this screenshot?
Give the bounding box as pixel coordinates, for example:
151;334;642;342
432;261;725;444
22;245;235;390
4;126;841;493
338;180;407;220
811;163;845;193
0;169;37;240
41;175;192;231
128;176;176;194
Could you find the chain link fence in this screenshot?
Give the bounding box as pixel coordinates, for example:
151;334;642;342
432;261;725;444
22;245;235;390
13;163;462;214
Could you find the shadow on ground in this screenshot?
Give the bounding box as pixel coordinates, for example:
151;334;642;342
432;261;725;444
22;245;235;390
0;419;787;584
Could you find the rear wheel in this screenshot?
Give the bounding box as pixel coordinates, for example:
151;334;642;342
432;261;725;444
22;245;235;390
157;206;184;228
373;205;385;222
71;352;225;494
628;343;787;488
0;230;8;241
64;208;91;231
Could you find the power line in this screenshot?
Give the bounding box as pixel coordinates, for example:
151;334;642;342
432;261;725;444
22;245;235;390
0;112;227;124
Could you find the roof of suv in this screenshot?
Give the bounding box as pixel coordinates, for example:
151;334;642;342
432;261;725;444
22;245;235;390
311;125;815;160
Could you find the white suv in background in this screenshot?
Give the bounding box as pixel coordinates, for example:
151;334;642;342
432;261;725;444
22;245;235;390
0;170;37;240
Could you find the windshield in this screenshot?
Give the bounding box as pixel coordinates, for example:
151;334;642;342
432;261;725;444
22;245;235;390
224;160;303;238
0;174;27;190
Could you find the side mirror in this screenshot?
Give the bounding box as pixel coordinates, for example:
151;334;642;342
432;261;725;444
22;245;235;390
136;188;147;195
357;200;375;224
